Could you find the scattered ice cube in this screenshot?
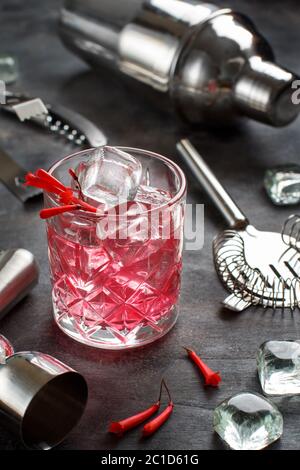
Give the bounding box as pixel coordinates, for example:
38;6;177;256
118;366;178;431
257;340;300;396
0;54;18;85
76;146;142;210
213;391;283;450
0;335;14;364
135;184;171;206
264;164;300;205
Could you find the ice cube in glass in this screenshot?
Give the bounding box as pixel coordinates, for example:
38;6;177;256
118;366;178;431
76;146;142;209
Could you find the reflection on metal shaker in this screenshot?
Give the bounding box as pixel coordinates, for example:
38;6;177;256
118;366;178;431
59;0;299;127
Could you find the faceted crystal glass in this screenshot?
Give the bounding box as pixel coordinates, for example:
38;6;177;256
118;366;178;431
213;392;283;450
45;147;186;349
257;340;300;396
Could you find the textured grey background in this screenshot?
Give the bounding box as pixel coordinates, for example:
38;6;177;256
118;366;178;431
0;0;300;450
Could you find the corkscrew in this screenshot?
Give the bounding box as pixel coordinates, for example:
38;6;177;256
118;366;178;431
2;90;107;148
0;91;107;201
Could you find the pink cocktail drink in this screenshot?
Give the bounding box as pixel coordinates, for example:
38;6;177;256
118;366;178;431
45;147;186;349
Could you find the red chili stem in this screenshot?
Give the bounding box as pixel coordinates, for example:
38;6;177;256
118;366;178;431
142;379;174;438
157;379;164;402
161;379;172;402
69;168;84;200
142;401;174;438
184;347;221;387
40;205;80;219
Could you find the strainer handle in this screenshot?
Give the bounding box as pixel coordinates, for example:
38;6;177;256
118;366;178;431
177;139;249;229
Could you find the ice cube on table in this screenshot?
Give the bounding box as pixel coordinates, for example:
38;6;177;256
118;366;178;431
213;392;283;450
257;340;300;396
264;164;300;205
76;146;142;210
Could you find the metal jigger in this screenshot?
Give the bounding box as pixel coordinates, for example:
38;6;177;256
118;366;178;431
0;335;88;449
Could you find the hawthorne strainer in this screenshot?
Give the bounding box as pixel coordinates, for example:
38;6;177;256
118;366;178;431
177;139;300;312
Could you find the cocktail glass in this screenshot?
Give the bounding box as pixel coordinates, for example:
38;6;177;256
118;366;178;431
45;147;186;349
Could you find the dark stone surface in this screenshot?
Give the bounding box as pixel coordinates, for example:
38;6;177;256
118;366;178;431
0;0;300;450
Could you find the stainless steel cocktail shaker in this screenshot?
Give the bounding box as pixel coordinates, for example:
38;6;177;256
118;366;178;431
60;0;299;127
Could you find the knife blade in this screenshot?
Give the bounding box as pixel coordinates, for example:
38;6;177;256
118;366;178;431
0;147;41;202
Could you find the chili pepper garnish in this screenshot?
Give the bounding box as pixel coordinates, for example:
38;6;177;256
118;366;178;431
25;168;71;195
71;195;99;213
184;347;221;387
142;380;174;438
24;168;97;218
40;205;81;219
109;381;164;436
35;168;68;192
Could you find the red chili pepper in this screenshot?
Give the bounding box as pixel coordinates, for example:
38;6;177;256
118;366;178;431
58;189;74;205
24;168;98;218
71;195;97;213
109;402;160;436
184;347;221;387
24;173;64;195
109;381;164;436
68;169;77;181
36;168;70;192
142;380;174;438
142;402;174;438
40;205;80;219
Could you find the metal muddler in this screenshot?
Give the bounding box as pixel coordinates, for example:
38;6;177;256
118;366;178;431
0;335;88;449
0;248;39;319
59;0;299;127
